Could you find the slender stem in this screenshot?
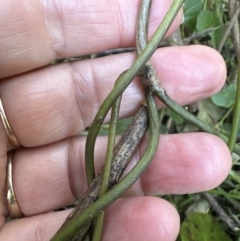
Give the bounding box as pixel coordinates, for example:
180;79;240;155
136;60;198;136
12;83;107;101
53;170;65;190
136;0;152;55
92;1;153;238
154;88;240;155
217;4;240;52
207;189;240;200
100;99;121;196
203;193;239;231
229;170;240;184
85;70;126;185
203;0;208;11
217;187;240;212
54;106;149;240
50;92;159;241
158;109;165;127
85;0;184;185
228;55;240;152
91;213;104;241
219;105;234;126
229;0;240;55
92;97;121;241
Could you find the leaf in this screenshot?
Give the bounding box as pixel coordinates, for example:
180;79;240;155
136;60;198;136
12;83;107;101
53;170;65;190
98;117;133;135
181;99;223;133
180;213;232;241
197;99;224;123
99;124;110;135
196;9;224;48
116;117;133;135
211;84;236;108
185;198;210;216
184;0;204;32
168;108;184;124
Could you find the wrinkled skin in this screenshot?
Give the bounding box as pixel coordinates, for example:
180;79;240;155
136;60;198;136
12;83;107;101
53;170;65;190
0;0;231;240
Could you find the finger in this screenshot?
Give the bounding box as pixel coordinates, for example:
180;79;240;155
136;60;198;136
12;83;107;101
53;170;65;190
0;0;183;78
102;197;179;241
0;197;179;241
140;133;232;195
0;45;226;147
8;132;231;217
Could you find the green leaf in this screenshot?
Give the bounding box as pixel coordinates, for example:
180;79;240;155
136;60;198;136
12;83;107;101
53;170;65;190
185;198;210;216
196;9;224;48
99;117;133;135
184;0;204;32
196;99;224;126
116;117;133;135
180;213;232;241
168;108;184;124
211;84;236;108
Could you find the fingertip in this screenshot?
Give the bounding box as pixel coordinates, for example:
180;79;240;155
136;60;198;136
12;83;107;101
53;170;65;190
197;45;227;94
189;45;227;95
0;210;72;241
141;133;232;194
152;45;227;105
103;196;180;241
197;133;232;190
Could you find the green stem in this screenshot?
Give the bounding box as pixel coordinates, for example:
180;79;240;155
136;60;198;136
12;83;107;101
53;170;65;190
136;0;152;55
217;187;240;212
203;0;208;10
92;97;121;241
50;91;159;241
229;170;240;184
207;189;240;200
100;99;121;196
91;213;104;241
217;4;240;52
154;88;240;155
158;109;165;128
228;56;240;152
57;106;149;241
218;105;234;126
85;0;184;185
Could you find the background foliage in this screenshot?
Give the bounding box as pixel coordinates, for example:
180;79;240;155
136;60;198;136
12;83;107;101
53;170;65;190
168;0;240;240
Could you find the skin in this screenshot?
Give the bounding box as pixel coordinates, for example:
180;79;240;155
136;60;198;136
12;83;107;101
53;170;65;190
0;0;232;240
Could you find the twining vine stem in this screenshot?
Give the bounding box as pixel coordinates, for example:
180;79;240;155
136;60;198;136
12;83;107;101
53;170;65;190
51;0;240;240
84;0;184;185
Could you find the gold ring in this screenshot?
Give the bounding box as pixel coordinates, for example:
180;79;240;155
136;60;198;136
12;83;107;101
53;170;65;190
0;98;20;147
7;151;24;219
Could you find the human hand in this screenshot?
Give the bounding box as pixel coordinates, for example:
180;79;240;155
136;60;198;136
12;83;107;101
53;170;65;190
0;0;232;240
